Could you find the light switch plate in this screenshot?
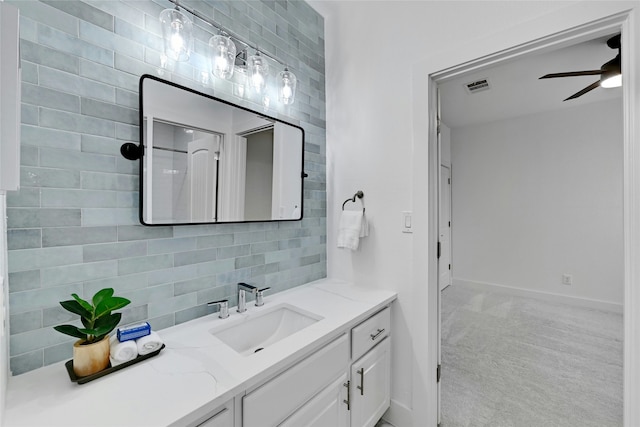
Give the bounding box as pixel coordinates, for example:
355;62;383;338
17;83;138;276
402;211;413;233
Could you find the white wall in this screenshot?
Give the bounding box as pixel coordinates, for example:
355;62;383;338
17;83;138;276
316;1;640;425
451;99;623;305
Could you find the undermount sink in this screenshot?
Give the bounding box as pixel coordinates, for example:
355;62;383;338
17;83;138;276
210;304;323;356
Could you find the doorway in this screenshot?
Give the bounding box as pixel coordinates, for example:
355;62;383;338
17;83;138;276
425;12;638;427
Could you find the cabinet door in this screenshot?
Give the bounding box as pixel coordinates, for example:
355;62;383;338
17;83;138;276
351;338;391;427
279;373;349;427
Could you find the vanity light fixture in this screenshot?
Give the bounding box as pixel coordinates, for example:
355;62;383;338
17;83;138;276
248;51;269;94
160;0;297;105
159;6;193;62
278;67;297;105
209;32;236;79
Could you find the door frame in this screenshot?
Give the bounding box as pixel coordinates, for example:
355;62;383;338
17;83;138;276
414;8;639;427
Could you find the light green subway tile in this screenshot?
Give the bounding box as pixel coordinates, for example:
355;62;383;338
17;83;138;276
196;233;234;249
120;283;174;307
21;125;81;150
10;326;71;357
21;167;81;189
264;248;296;264
115;88;138;108
148;293;197;318
37;24;114;67
118;253;173;275
196;258;235;277
84;272;149;297
196;283;236;306
235;254;265;269
42;306;75;329
120;304;149;327
39;66;115;104
21;61;38;84
115;122;139;142
10;310;42;335
43;341;73;366
11;1;78;36
81;98;138;125
42;226;116;248
21;104;38;125
10;351;43;375
117;225;172;241
22;82;80;112
147;314;174;331
233;230;266;245
7;229;41;250
40;148;116;173
7;208;81;229
175;305;210;325
148;264;198;286
78;58;139;92
9;283;83;313
115;156;139;175
41;260;117;287
42;1;114;31
39;108;115;138
174;224;221;238
21;145;39;167
19;15;37;42
82;208;138;226
79;20;142;60
147;237;196;255
215;267;251;286
91;1;145;28
8;269;41;293
217;244;250;260
81;171;137;191
6;187;40;208
80;134;119;156
83;241;147;262
174;275;216;297
41;189;117;208
117;191;138;208
251;241;279;254
174;248;217;267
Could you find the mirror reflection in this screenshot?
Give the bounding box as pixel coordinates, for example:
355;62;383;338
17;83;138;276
139;75;304;225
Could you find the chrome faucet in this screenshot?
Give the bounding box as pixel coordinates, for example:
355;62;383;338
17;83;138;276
237;282;257;313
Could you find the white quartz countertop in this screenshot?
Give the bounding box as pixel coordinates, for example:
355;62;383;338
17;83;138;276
3;279;397;427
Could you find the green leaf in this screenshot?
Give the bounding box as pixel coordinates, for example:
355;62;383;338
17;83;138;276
92;288;114;308
53;325;86;340
93;314;122;341
60;300;92;319
71;294;93;312
95;297;130;319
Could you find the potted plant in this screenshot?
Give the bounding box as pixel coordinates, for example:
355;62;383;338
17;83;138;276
54;288;131;377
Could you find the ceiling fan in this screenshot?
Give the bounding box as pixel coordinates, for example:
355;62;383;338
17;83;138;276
539;34;621;101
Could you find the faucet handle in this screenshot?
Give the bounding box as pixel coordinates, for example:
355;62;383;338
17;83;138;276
207;299;229;319
255;287;271;307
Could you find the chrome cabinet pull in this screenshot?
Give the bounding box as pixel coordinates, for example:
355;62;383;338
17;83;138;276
343;380;351;410
370;328;385;340
357;368;364;395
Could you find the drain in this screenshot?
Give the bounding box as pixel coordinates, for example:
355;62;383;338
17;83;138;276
254;347;264;353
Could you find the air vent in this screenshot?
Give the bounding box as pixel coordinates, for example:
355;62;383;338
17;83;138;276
464;78;490;94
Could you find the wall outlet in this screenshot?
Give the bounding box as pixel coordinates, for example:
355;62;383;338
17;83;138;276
562;274;573;285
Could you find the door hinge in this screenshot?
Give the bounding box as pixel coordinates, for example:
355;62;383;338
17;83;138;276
448;221;451;227
437;241;441;259
448;178;450;184
449;264;451;270
437;364;441;382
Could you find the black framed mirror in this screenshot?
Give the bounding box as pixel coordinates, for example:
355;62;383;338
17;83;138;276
138;75;305;225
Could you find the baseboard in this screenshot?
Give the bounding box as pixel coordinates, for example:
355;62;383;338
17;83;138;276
382;399;412;427
452;278;623;313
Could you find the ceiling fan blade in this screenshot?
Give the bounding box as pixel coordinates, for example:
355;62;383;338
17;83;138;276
563;81;601;101
539;70;602;79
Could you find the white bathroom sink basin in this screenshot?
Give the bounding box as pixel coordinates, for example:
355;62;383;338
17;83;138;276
210;304;323;356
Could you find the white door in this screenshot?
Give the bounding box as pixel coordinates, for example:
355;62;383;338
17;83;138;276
188;135;219;222
439;165;452;291
350;338;390;427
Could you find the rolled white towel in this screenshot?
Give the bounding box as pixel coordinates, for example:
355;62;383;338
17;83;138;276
136;331;164;356
109;335;138;366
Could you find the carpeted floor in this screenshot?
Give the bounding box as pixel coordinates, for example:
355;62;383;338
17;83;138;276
440;285;623;427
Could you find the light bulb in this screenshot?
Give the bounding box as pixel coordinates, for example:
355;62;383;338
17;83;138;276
278;67;297;105
248;52;269;94
159;8;193;62
209;34;236;79
170;32;184;54
601;74;622;88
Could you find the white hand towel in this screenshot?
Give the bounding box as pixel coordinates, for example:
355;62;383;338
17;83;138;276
109;335;138;366
337;210;364;250
136;331;164;356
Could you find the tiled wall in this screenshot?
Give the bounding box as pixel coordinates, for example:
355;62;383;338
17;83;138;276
5;0;326;375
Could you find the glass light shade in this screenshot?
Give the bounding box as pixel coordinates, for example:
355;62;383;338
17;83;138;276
209;34;236;79
159;8;193;62
233;67;248;98
278;68;297;105
248;52;269;94
601;73;622;88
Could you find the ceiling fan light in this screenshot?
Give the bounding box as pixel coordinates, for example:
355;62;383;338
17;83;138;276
601;73;622;88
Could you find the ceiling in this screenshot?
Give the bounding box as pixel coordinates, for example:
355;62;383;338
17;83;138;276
440;34;623;129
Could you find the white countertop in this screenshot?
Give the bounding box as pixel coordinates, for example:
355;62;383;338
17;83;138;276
3;279;396;427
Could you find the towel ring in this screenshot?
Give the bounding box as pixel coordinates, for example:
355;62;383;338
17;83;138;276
342;191;365;212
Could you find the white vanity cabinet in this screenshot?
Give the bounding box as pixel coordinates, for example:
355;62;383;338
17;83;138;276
181;399;235;427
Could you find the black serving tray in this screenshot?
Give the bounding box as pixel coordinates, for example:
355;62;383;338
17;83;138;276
65;344;165;385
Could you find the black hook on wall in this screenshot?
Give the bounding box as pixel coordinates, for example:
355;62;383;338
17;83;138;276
342;190;364;211
120;143;142;160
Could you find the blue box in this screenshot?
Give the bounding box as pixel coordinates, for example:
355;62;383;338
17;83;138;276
117;322;151;342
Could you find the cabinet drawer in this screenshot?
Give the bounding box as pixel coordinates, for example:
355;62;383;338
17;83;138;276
351;307;390;361
243;333;349;427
